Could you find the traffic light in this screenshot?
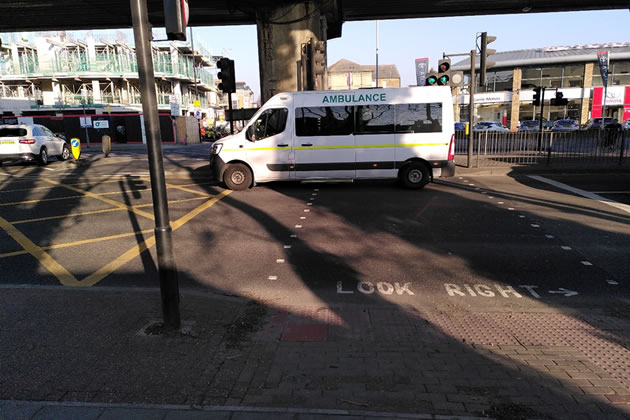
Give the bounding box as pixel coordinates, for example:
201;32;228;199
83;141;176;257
426;72;439;86
164;0;189;41
217;57;236;93
550;91;568;106
479;32;496;86
311;40;326;76
437;59;451;86
532;87;541;106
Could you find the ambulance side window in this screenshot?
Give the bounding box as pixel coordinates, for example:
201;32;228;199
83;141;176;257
250;108;288;141
295;106;354;136
395;103;443;133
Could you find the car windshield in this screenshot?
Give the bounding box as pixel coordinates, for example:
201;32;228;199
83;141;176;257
556;121;575;126
0;128;27;137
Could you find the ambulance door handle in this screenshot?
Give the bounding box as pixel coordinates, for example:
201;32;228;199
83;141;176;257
301;143;313;147
277;144;288;147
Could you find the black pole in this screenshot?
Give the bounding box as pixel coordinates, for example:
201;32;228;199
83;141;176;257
467;50;476;168
130;0;180;330
228;92;234;134
538;87;546;152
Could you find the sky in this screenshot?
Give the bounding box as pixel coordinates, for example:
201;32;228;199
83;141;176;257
12;8;629;103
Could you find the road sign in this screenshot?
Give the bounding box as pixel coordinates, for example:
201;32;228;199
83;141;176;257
170;102;180;117
71;138;81;160
93;120;109;129
195;110;201;119
79;116;92;128
193;100;201;108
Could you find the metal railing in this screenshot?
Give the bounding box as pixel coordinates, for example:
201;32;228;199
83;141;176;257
455;129;629;167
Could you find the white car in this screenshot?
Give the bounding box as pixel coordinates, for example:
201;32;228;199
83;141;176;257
473;121;510;132
0;124;71;166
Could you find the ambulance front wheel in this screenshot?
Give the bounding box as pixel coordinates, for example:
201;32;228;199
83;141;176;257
224;163;253;191
399;162;430;189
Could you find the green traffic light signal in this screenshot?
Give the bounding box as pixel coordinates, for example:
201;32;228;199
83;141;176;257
427;75;438;85
438;75;449;85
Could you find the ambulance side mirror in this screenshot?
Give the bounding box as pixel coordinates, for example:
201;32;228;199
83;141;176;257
246;125;255;141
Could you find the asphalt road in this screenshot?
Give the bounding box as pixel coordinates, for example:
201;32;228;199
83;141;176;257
1;145;628;315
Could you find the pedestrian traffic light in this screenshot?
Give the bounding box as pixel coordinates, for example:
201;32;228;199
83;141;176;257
550;91;568;106
311;40;326;76
532;87;541;106
437;59;451;86
479;32;496;86
217;57;236;94
426;72;439;86
164;0;189;41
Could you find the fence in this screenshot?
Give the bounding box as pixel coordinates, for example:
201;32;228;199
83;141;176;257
454;129;629;167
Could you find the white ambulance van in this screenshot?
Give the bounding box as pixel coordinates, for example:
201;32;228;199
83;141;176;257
210;86;455;190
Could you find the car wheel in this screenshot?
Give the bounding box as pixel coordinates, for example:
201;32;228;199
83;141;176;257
399;162;430;189
223;163;252;191
60;144;71;161
37;147;48;166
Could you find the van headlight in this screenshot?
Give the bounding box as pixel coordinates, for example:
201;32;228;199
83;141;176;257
211;143;223;155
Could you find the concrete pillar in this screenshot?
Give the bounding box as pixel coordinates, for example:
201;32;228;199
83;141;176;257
581;63;593;125
510;68;522;132
453;87;460;122
92;80;101;103
256;2;326;103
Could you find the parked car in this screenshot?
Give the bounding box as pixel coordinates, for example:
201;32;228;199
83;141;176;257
473;121;510;132
584;117;616;130
518;120;541;132
551;119;580;132
0;124;71;166
454;122;467;131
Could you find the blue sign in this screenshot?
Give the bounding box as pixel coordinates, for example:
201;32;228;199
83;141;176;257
71;139;79;148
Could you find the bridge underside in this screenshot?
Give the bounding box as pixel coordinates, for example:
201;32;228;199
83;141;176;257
1;0;627;36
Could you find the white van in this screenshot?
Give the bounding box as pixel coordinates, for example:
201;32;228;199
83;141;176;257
210;87;456;190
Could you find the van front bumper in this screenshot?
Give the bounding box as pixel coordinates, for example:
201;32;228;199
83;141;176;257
209;154;227;180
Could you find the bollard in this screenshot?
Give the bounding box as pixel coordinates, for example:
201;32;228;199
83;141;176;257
102;135;111;157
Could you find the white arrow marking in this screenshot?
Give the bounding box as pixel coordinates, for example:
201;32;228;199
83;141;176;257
548;288;578;297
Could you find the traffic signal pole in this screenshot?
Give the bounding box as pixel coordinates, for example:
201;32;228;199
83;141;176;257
467;50;476;168
130;0;180;330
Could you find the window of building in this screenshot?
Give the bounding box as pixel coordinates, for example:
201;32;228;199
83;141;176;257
612;61;630;86
562;65;583;88
355;105;395;134
395;103;442;133
295;106;354;136
251;108;288;140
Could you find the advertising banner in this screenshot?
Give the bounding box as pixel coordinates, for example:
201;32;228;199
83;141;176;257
597;51;609;87
415;58;429;86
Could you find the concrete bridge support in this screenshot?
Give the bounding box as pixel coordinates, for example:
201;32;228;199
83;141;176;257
256;1;339;103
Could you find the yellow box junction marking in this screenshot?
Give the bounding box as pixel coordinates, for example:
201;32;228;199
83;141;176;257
0;177;232;287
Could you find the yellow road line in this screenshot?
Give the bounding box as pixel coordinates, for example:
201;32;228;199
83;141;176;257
79;189;232;287
9;196;208;225
0;179;125;194
0;215;80;286
42;178;155;221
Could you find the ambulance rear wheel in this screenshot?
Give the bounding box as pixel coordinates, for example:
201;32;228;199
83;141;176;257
399;162;430;189
224;163;252;191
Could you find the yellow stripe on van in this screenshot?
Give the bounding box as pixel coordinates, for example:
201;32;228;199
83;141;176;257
224;143;448;152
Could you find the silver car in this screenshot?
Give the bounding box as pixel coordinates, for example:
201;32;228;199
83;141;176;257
0;124;71;166
473;121;510;132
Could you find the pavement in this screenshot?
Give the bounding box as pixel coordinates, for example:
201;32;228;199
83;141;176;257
2;143;630;420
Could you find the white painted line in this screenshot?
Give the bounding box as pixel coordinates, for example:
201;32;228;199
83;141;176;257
300;216;306;220
591;191;630;194
268;276;278;281
581;261;593;266
284;245;292;249
508;208;515;211
304;209;310;212
314;188;319;191
276;259;285;263
607;280;619;285
295;225;302;228
561;246;572;250
529;175;630;215
42;167;56;171
309;198;315;201
312;193;317;196
475;187;480;190
519;215;526;218
290;234;298;238
469;184;475;186
488;196;494;199
458;177;463;179
545;234;555;239
530;224;540;228
498;201;504;204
